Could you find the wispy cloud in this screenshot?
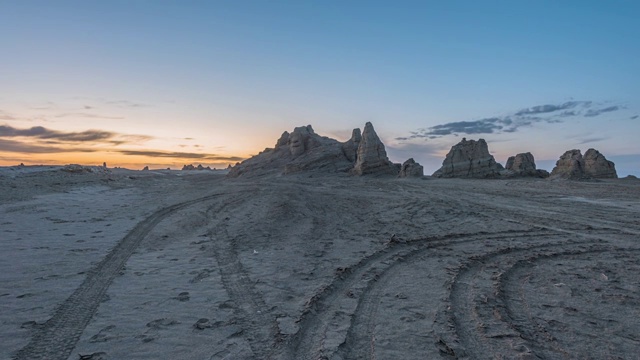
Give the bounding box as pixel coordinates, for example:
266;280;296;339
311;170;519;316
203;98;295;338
584;106;621;117
398;100;623;141
0;139;98;153
514;101;591;116
576;137;608;144
106;100;148;108
54;112;125;120
116;150;244;161
631;115;639;120
0;111;16;121
0;125;115;142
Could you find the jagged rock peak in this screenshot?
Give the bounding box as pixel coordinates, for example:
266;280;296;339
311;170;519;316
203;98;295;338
352;122;398;176
432;138;503;178
342;128;362;163
399;158;424;178
583;148;617;178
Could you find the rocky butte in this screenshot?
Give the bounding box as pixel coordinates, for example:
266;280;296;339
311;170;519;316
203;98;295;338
504;152;549;178
432;138;504;178
227;122;422;178
550;148;617;179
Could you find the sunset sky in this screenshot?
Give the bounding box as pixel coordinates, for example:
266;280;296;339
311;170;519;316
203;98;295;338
1;1;639;175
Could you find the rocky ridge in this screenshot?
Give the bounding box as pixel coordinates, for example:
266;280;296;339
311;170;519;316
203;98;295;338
228;122;421;178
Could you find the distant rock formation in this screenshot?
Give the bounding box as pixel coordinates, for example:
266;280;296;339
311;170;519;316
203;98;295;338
549;148;617;179
583;149;617;178
351;122;398;176
182;164;211;171
142;166;149;171
399;158;424;178
504;152;549;178
228;122;400;177
432;138;503;178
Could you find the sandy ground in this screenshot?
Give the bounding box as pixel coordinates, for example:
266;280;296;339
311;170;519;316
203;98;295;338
1;166;639;360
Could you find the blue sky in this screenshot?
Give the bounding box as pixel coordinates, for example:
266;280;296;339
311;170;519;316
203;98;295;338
1;1;639;174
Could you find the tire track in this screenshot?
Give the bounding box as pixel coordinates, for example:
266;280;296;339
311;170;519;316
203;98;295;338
447;241;603;359
14;193;224;360
209;230;280;358
339;231;562;360
284;229;555;360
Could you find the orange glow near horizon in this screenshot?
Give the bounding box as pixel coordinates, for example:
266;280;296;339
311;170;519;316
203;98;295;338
0;150;250;170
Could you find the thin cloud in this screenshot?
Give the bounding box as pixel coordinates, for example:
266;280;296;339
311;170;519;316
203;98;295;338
106;100;147;108
631;115;639;120
398;100;621;141
117;150;244;161
0;112;16;121
54;112;125;120
577;137;608;144
0;139;98;154
514;101;590;116
584;106;621;117
0;125;114;142
0;125;153;145
426;118;505;136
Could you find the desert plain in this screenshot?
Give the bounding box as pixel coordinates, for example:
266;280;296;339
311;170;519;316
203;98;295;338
1;166;639;360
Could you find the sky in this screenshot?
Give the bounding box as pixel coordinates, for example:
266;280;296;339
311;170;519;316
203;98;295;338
1;0;639;175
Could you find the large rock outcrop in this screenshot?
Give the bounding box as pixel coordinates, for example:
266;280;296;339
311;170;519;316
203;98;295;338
399;158;424;178
550;150;584;179
504;152;549;178
549;149;617;179
351;122;398;176
583;149;617;178
227;122;399;177
432;138;503;178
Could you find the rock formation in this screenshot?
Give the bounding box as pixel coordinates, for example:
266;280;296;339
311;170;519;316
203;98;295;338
432;138;503;178
228;125;355;177
142;166;149;171
399;158;424;178
228;122;399;177
583;148;617;178
504;152;549;178
342;128;361;163
182;164;212;171
549;148;617;179
550;150;584;179
351;122;398;176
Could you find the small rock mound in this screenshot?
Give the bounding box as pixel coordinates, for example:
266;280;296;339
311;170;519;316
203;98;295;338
399;158;424;178
550;148;617;179
504;152;549;178
432;138;503;178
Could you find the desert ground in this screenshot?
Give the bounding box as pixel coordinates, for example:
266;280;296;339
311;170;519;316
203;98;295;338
1;166;639;360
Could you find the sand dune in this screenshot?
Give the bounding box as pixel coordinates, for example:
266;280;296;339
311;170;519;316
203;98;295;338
1;167;639;359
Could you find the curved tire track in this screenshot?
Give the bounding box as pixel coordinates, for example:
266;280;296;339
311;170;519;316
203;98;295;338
286;229;556;360
14;193;223;360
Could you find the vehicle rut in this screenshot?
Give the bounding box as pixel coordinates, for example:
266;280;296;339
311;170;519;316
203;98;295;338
14;193;223;360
